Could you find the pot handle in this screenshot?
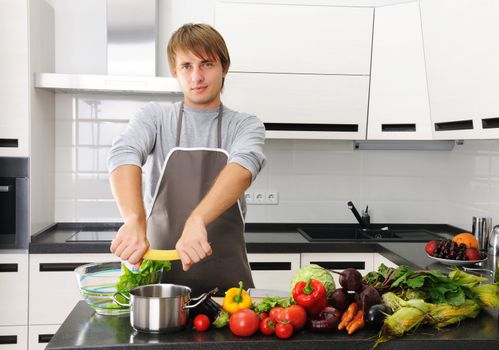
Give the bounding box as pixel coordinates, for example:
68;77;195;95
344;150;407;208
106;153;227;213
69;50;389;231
112;292;130;307
184;287;218;310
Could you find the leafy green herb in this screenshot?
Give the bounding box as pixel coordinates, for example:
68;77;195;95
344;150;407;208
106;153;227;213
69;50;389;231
364;264;480;306
115;260;171;294
252;296;294;313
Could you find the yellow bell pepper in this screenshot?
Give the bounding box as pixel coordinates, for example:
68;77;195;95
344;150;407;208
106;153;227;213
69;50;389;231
222;281;252;314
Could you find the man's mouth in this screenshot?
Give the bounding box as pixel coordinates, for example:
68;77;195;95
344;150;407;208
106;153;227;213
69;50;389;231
191;86;207;93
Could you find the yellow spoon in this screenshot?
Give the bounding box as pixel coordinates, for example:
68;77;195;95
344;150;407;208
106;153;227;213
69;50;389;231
143;249;181;261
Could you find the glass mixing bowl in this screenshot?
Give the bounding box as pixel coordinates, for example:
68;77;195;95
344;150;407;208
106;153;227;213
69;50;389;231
75;261;161;316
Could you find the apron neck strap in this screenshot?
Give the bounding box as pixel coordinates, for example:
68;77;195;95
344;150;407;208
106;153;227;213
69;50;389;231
176;102;223;148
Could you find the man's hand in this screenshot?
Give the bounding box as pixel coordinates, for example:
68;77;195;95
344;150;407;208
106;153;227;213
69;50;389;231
110;218;150;268
175;215;213;271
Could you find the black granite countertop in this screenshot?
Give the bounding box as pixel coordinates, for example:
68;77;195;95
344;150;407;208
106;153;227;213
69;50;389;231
47;301;498;350
43;222;498;349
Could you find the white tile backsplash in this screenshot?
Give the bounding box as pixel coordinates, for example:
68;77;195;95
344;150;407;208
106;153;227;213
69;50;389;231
54;94;499;228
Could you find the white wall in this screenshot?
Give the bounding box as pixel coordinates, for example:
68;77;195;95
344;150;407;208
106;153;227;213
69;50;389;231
53;91;499;229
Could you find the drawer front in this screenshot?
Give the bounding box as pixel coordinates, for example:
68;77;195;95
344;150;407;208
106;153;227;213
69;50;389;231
300;253;374;289
0;254;28;326
0;325;28;350
28;324;60;350
29;254;118;325
247;253;300;291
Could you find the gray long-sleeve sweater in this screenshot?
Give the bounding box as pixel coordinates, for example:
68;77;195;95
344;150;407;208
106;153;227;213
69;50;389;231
108;101;266;215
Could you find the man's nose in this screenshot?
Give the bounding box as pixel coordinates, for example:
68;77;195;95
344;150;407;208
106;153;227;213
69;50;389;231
191;66;204;83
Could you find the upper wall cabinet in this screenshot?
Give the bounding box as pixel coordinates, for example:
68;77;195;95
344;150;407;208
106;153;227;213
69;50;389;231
421;0;499;139
0;0;30;156
223;73;369;140
368;2;432;140
215;2;373;139
215;2;373;75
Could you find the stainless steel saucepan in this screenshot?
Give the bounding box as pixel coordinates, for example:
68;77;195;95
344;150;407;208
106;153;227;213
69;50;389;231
112;284;210;334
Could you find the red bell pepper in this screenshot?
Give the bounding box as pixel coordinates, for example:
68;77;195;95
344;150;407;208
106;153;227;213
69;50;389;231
292;279;328;316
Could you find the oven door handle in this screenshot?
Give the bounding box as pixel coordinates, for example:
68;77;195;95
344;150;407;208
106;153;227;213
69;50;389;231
0;185;12;192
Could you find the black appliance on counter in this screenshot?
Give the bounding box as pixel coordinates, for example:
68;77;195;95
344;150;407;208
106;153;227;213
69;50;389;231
0;157;29;249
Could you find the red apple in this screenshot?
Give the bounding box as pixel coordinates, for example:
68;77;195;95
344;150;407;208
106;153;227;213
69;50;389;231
465;248;481;261
425;240;439;256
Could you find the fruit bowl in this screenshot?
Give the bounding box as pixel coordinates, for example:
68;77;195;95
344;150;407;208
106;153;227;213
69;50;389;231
75;261;161;316
426;254;488;266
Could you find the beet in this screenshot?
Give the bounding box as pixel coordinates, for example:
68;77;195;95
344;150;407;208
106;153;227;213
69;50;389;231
354;284;382;314
328;288;351;312
332;268;363;291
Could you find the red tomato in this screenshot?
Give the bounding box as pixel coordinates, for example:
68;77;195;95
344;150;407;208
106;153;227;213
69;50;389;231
258;312;269;320
193;314;211;332
269;306;285;322
229;309;260;337
259;317;274;336
284;305;307;331
275;322;294;339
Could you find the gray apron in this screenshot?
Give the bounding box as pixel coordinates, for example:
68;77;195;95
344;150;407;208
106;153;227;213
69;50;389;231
146;103;254;295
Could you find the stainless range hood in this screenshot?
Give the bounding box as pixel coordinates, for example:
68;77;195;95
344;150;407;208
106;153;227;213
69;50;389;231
35;0;181;95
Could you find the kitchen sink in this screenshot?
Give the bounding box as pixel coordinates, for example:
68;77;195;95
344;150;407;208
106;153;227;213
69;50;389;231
297;224;443;242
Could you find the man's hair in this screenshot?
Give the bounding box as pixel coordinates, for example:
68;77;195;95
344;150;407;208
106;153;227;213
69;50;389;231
167;23;231;76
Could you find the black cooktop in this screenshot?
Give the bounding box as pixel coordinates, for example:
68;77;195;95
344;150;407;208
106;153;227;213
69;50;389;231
65;231;117;242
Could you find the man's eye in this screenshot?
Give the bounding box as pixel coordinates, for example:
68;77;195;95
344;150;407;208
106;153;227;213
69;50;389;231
180;65;191;70
203;62;213;68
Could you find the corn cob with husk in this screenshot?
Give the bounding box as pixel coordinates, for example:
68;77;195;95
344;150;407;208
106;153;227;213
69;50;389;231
471;282;499;308
428;299;481;328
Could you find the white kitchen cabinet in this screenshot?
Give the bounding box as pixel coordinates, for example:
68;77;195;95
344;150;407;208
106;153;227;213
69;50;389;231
247;253;301;291
368;3;432;140
215;2;373;75
29;254;119;325
28;325;59;350
0;0;30;156
223;73;369;140
0;326;28;350
373;253;399;270
421;0;499;139
0;253;28;327
300;253;374;288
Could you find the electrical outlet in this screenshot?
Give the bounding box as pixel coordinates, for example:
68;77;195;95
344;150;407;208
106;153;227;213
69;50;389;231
245;191;279;205
254;191;266;204
244;192;254;204
266;191;279;205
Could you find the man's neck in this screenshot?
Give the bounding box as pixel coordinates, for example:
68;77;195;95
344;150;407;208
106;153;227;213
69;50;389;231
183;98;221;110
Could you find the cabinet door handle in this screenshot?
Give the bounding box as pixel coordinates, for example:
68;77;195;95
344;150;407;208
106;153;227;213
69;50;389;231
434;119;473;131
249;262;292;271
0;335;17;345
482;117;499;129
39;262;90;272
38;334;54;343
0;139;18;148
0;185;12;192
310;261;365;270
0;264;18;272
381;123;416;132
264;123;359;132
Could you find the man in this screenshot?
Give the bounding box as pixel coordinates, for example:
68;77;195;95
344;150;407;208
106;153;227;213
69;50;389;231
107;23;266;294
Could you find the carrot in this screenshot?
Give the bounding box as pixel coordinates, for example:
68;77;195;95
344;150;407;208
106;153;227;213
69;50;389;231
338;302;359;330
346;310;365;334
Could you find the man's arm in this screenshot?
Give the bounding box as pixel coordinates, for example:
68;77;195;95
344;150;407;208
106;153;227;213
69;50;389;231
109;165;149;266
176;162;252;271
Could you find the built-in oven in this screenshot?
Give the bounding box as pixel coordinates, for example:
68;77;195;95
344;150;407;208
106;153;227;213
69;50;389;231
0;157;29;249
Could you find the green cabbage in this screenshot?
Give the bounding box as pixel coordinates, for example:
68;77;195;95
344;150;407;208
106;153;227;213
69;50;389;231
290;264;336;298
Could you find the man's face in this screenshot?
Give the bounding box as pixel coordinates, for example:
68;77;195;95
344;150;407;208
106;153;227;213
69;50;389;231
173;49;227;110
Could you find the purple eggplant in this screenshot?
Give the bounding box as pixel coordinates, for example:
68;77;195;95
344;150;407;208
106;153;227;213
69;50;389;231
307;306;342;332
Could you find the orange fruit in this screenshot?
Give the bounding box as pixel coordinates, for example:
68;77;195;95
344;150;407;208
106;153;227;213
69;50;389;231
452;232;479;249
